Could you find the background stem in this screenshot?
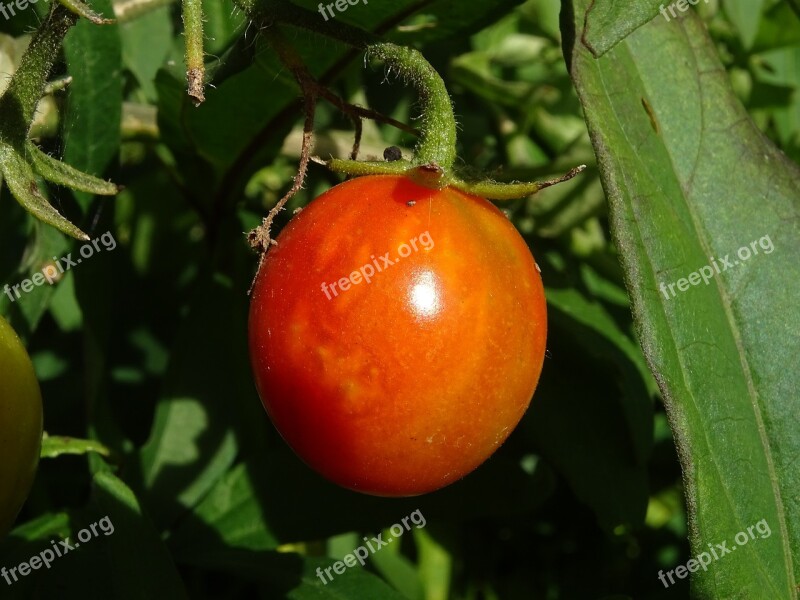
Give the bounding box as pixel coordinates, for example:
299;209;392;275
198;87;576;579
182;0;206;105
0;5;78;145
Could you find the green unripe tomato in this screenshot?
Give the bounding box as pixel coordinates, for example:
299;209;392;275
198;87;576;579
0;315;42;537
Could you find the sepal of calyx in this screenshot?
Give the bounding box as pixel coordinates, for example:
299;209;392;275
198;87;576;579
0;2;117;241
321;157;587;200
0;142;118;241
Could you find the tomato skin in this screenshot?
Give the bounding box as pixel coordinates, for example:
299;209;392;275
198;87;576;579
249;175;546;496
0;315;43;536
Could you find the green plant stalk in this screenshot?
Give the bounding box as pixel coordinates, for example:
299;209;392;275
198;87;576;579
40;434;111;459
0;5;78;146
182;0;205;105
0;2;119;241
58;0;114;24
368;43;457;170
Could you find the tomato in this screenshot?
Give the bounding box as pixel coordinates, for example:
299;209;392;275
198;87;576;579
0;315;43;536
249;175;547;496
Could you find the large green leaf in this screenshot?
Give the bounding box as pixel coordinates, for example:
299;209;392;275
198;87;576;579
752;2;800;52
137;268;253;527
0;216;70;337
723;0;766;50
179;547;409;599
168;448;554;562
565;1;799;597
62;0;122;208
119;4;172;100
79;471;188;598
581;0;665;57
530;268;655;533
0;473;186;598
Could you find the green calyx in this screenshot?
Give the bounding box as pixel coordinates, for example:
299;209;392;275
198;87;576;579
321;43;585;200
0;3;118;241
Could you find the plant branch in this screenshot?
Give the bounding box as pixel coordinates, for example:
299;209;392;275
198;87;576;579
350;116;362;160
248;92;316;259
246;27;319;256
58;0;115;24
182;0;206;105
367;43;456;169
0;5;78;146
314;86;419;137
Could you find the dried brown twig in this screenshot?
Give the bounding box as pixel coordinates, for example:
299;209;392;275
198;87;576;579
247;27;419;265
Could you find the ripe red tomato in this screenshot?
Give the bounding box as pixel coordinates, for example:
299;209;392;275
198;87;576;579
249;175;547;496
0;315;43;536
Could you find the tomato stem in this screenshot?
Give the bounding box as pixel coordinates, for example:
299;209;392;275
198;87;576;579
57;0;115;24
181;0;206;105
367;44;457;171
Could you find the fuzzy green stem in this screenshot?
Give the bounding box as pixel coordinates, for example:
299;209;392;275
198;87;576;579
367;43;457;170
451;165;587;200
182;0;205;105
58;0;115;24
0;5;78;146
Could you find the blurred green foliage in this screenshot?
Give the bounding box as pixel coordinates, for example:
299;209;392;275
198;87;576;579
0;0;798;598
